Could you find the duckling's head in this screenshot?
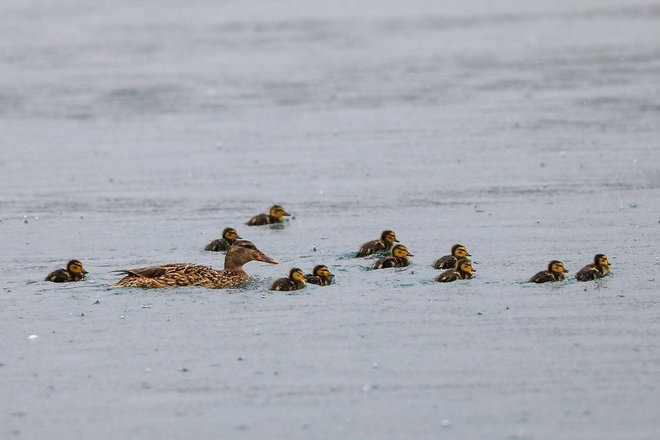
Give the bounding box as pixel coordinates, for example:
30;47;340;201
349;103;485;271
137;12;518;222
313;264;332;277
225;240;278;269
67;259;87;276
289;268;305;282
456;258;474;274
392;244;413;258
222;227;241;241
269;205;290;221
594;254;610;267
548;260;568;274
451;244;471;258
381;230;399;245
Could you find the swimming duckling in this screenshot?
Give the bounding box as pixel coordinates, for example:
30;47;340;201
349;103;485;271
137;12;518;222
305;264;334;286
45;259;87;282
246;205;290;226
576;254;611;281
204;227;242;252
372;244;413;269
269;268;306;291
356;230;399;257
529;260;568;283
112;240;277;288
432;244;471;269
436;258;474;282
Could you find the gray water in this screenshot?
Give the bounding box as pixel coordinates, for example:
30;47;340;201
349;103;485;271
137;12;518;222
2;1;660;439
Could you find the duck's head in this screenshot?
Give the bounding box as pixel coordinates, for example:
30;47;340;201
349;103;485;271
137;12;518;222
67;259;87;276
269;205;290;221
313;264;333;278
289;268;305;283
548;260;568;274
225;240;278;269
392;244;413;258
456;258;474;275
451;244;471;258
381;230;399;245
594;254;610;267
222;227;241;241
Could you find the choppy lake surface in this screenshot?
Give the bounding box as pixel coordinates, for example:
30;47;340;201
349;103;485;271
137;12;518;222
1;1;659;438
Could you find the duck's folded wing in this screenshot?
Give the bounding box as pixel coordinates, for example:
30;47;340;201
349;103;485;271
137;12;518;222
113;266;168;278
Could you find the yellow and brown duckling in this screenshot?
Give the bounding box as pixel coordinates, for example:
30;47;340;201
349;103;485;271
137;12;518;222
356;230;399;257
529;260;568;283
204;227;242;252
269;268;306;291
45;259;87;283
432;244;471;269
436;258;474;282
112;240;277;289
576;254;611;281
305;264;334;286
246;205;290;226
372;244;413;269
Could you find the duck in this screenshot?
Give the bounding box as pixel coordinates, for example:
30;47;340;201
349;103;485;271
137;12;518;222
204;227;242;252
305;264;334;286
432;244;471;269
45;259;88;283
246;205;290;226
529;260;568;283
436;258;474;282
372;244;413;269
269;268;306;291
356;230;399;257
576;254;611;281
112;240;277;288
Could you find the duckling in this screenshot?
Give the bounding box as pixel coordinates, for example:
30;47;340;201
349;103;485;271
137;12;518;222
269;268;306;291
372;244;413;269
45;259;87;283
576;254;611;281
436;258;474;282
305;264;334;286
204;227;242;252
529;260;568;283
432;244;471;269
246;205;290;226
356;230;399;257
112;240;277;288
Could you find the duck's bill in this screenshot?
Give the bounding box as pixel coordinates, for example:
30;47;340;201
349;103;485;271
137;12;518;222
83;270;89;275
407;253;414;257
255;253;278;264
283;211;291;216
563;269;569;273
466;253;472;256
236;235;243;239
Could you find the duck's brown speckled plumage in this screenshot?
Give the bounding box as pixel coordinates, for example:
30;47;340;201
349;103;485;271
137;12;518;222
112;240;277;289
432;244;471;269
304;265;334;286
372;244;413;269
529;260;568;283
204;227;242;252
45;260;87;283
269;268;306;291
356;230;399;257
436;258;474;282
246;205;290;226
576;254;611;281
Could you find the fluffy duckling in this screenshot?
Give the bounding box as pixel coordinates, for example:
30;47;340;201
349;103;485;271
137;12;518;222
576;254;611;281
246;205;290;226
113;240;277;288
436;258;474;282
529;260;568;283
45;259;87;283
432;244;471;269
372;244;413;269
356;230;399;257
269;268;306;291
305;264;334;286
204;227;242;252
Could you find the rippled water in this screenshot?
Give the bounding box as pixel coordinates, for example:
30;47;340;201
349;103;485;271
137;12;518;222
2;1;659;439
